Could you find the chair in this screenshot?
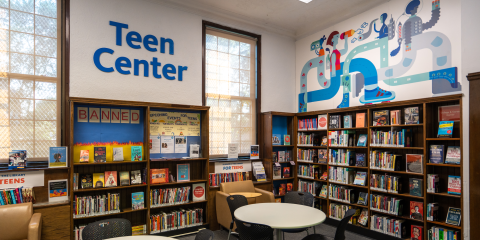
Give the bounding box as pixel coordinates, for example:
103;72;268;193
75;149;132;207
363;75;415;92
82;218;132;240
216;180;275;232
0;202;42;240
195;229;215;240
301;209;357;240
282;191;315;239
234;218;274;240
226;195;249;240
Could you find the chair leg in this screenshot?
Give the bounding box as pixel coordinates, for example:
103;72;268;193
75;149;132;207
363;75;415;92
314;226;316;234
282;231;284;240
227;229;231;240
306;229;310;235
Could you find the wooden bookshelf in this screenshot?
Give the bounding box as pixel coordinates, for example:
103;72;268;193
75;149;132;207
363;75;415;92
69;98;210;239
262;94;464;240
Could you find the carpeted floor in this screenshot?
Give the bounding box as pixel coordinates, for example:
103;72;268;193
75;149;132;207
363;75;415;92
176;224;374;240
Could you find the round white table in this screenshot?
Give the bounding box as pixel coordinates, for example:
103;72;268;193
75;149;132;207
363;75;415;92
107;236;176;240
234;202;326;239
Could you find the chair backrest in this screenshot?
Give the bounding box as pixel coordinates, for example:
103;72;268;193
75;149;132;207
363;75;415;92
284;191;314;207
226;194;249;221
334;209;357;240
234;218;274;240
195;229;215;240
0;202;33;240
82;218;132;240
220;180;255;193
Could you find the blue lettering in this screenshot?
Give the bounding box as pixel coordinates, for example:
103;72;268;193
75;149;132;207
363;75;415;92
126;31;142;49
150;57;162;79
93;48;114;72
115;57;131;74
178;66;188;81
109;21;128;46
143;35;158;52
134;59;149;77
163;64;176;80
160;37;174;55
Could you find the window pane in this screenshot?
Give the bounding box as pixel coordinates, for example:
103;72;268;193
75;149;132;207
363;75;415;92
240;56;250;70
35;0;57;18
229;68;239;83
11;0;35;13
35;99;56;120
35;140;55;157
229;54;239;69
35;36;56;57
229;40;239;55
206;34;217;50
218;52;228;67
11;31;34;54
240;70;249;84
240;42;250;57
35;56;56;77
206;50;217;65
11;53;34;74
35;121;56;140
0;51;8;73
35;15;56;37
0;0;8;8
229;81;239;96
240;83;250;97
218;37;228;53
0;97;8;119
10;98;33;119
11;140;34;156
35;81;56;100
11;10;34;33
0;29;9;52
0;78;8;98
11;120;34;140
218;66;228;81
10;78;33;98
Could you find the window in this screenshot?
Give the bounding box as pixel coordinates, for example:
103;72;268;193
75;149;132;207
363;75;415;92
0;0;60;160
205;27;257;156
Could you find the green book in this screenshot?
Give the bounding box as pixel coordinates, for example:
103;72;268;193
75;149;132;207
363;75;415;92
131;146;142;161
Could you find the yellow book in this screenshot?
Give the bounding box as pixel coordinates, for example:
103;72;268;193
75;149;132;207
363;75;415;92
93;173;105;188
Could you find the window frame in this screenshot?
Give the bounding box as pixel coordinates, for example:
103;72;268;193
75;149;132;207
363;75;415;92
202;21;261;158
0;0;62;161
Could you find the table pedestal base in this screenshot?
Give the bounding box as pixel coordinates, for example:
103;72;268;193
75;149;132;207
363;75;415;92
276;228;282;240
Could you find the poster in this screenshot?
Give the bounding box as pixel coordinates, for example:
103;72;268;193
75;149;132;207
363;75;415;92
214;161;252;173
175;136;187;153
150;135;161;154
0;170;44;188
150;111;201;136
161;136;175;153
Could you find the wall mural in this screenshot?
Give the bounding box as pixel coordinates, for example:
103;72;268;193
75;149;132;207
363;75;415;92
298;0;461;112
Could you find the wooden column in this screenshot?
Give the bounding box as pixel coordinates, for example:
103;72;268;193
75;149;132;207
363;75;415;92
467;72;480;240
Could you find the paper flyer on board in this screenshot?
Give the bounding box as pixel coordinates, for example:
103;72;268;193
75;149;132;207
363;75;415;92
161;136;175;153
174;136;187;153
150;135;161;154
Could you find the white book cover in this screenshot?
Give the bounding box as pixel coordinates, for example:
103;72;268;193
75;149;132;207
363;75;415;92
113;147;124;161
190;144;200;158
192;183;205;201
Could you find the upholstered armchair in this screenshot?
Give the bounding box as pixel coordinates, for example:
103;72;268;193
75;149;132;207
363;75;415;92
0;202;42;240
215;180;274;230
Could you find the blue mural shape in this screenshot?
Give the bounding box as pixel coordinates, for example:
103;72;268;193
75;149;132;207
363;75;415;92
299;0;460;113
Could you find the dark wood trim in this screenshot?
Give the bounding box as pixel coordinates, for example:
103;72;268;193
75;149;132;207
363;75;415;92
202;22;206;106
62;0;70;148
467;72;480;81
69;97;210;111
468;72;480;240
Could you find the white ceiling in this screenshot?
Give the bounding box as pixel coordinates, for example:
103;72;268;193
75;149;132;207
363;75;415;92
158;0;389;39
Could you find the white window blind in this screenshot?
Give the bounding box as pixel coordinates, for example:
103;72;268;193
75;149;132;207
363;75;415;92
0;0;60;161
205;29;256;156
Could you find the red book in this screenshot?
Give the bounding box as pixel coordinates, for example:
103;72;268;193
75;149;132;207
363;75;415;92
411;225;423;240
283;167;291;178
287;183;293;192
410;201;424;220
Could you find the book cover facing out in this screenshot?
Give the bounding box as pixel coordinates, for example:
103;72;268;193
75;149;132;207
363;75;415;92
429;145;444;164
409;178;423;197
410;201;423;220
80;150;89;163
104;171;118;187
150;168;168;184
177;164;190;182
318;114;327;129
92;173;105;188
131;146;143;161
355;113;366;128
272;134;282;145
132;192;144;210
131;170;142;184
283;167;291;178
192;183;206;201
406;154;423;173
437;121;454;138
445;146;461;164
49;147;67;168
113;147;124;161
411;225;423;240
8;150;27;169
48;179;68;202
283;135;291;145
373;110;389;126
94;147;106;163
446;207;461;226
405;107;419;124
80;174;93;189
357;134;367;147
447;175;461;195
250;145;259;159
119;171;130;186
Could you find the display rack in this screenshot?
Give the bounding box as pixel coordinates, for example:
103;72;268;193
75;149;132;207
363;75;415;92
263;94;463;240
69;98;210;239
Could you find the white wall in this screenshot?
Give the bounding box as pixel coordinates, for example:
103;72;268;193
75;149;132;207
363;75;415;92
70;0;296;112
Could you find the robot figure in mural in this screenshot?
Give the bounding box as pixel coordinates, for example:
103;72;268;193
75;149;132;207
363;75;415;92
298;0;461;112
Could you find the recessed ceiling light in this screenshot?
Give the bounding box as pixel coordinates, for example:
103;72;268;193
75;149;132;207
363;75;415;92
299;0;312;3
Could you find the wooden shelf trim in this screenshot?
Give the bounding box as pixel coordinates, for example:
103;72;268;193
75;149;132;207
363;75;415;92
370;209;424;223
73;184;147;193
150;200;208;210
328;198;368;208
150;179;208;187
369;189;425;199
73;161;148;166
427;192;461;198
427;220;462;230
73;208;147;220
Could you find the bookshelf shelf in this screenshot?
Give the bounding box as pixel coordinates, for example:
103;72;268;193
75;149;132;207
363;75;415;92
370;209;424;223
369;189;425;200
150;200;208;209
150;179;208;187
73;160;148;166
272;145;294;147
328;164;368;169
369;124;424;128
296;161;328;165
369;146;424;150
329;181;368;189
150;158;208;162
328;198;368;208
73;184;148;193
297;176;327;182
315;196;327;200
73;208;147;220
0;167;70;172
328;146;368;149
427;192;461;198
296;146;327;149
272;177;295;181
425;138;461;141
426;163;460;167
329;127;368;130
33;200;70;209
297;129;328;132
427;220;462;230
369;169;425;176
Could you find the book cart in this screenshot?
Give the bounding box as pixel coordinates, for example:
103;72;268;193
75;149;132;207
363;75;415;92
69;98;210;238
263;94;463;240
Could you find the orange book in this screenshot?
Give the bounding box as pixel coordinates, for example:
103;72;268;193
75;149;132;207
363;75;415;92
151;168;169;184
356;113;365;127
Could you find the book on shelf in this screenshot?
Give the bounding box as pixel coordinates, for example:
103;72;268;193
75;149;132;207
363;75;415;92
105;171;118;187
80;174;93;189
278;151;285;162
73;193;120;218
190;144;200;158
428;226;460;240
297;149;316;162
373;110;389;126
320;171;328;180
250;145;259;159
272;134;282;145
445;207;461;226
370;173;402;193
410;201;424;220
287;183;293;192
279;184;286;196
369;128;409;147
406;154;423;173
132;192;144;210
445;146;461;164
131;146;142;161
272;152;277;162
358;208;368;226
355;153;366;167
284;135;291;145
357;192;368;205
0;187;35;205
319;185;328;198
298;179;318;196
439;105;460;122
328;166;356;184
329;184;355;203
150;186;191;206
131;170;142;185
405;107;419;124
329;149;355;166
370;151;404;171
150;208;203;233
273;166;281;179
427;203;439;221
113;147;124;161
353;172;366;186
285;150;292;162
80;150;89;163
409;178;423;197
318;114;328;129
390;110;401;125
192;183;206;201
370;193;403;215
283;167;291;178
177;163;190;182
411;225;423;240
132;225;147;236
119;171;130;186
427;174;440;193
49;147;68;168
429;145;445;164
356;113;366;128
318;149;327;163
298;118;317;130
329;115;340;129
151;168;169;184
209;172;250;186
8;150;26;169
73;173;79;190
357;134;367;147
94;147;106;163
93;173;105;188
371;215;407;237
343;115;352;128
275;198;281;203
438;121;454;138
447;175;461;195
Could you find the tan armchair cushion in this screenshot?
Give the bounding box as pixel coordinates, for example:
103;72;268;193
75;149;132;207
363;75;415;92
220;180;256;193
28;213;42;240
0;202;41;240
